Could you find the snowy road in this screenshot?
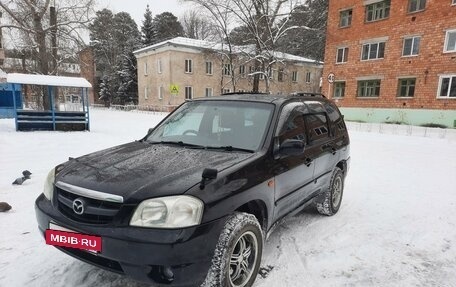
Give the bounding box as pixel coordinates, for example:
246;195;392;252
1;109;455;287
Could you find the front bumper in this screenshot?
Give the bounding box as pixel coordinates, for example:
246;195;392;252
35;194;226;286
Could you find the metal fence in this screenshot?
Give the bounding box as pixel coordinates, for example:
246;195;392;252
346;122;456;141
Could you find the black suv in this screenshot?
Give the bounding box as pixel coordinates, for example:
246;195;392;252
35;93;350;287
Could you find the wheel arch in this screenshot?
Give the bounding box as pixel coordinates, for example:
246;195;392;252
336;160;347;174
235;200;268;232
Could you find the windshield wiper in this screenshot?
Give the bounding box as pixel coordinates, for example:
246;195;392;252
206;146;255;153
158;141;206;148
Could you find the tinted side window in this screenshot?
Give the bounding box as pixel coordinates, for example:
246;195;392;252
278;108;307;144
324;102;346;135
304;113;329;142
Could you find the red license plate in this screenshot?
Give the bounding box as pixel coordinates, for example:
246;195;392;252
45;229;102;252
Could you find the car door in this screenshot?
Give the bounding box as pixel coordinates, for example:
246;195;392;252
272;102;316;221
303;111;335;192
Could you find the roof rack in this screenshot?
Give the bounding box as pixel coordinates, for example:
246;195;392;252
221;92;269;96
291;92;326;98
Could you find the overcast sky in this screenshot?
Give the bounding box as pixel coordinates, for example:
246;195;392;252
97;0;193;26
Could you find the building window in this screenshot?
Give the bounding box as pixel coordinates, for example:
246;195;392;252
223;89;231;94
205;87;213;97
361;42;386;60
366;0;390;22
223;64;232;76
339;9;352;27
278;68;284;82
206;61;213;75
438;75;456;98
357;80;381;97
402;36;421;56
453;0;456;5
158;86;164;100
239;65;246;77
268;67;274;80
444;29;456;53
305;72;311;83
144;62;148;75
334;82;346;98
157;59;162;74
408;0;426;12
185;59;193;73
144;87;148;99
291;71;298;82
336;47;349;63
185;86;193;99
397;78;416;97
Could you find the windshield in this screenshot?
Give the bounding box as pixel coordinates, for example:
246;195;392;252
147;101;274;151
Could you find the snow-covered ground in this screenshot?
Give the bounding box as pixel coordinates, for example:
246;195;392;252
1;109;455;287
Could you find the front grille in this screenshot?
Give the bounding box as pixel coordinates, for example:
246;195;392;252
56;186;122;224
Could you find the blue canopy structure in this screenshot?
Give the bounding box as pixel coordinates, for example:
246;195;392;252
6;73;92;131
0;82;22;118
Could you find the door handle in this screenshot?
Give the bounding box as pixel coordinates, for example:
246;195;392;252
305;158;313;167
323;144;337;155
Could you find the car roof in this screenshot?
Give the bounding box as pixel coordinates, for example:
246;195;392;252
191;93;329;106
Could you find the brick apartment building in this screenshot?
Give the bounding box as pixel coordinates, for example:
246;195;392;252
322;0;456;127
134;37;323;107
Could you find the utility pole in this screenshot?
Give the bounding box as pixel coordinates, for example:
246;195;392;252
50;1;58;109
50;2;58;75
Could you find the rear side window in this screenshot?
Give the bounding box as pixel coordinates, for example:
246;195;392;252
304;113;330;142
324;102;346;135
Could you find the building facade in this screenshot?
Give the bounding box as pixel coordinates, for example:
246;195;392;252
323;0;456;127
134;37;323;108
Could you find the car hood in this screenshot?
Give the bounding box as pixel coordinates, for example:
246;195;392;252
57;141;253;202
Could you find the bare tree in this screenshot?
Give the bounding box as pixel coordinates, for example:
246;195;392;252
180;0;239;93
184;0;312;93
0;0;95;108
180;10;215;41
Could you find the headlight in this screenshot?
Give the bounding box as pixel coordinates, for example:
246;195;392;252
130;196;204;228
43;168;55;201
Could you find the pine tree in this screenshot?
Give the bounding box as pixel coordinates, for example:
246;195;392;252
152;12;184;43
141;5;155;46
90;9;141;105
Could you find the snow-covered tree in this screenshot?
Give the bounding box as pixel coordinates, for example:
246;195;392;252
141;5;155;46
89;9;116;77
277;0;328;61
90;9;140;104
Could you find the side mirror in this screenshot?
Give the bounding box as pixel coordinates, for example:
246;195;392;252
200;168;218;190
279;139;305;156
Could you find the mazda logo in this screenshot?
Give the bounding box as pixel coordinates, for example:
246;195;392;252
72;198;85;215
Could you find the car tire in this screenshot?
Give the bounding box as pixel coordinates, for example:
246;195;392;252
315;167;344;216
202;212;263;287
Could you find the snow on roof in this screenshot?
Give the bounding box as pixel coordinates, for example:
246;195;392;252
134;37;321;64
6;73;92;88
